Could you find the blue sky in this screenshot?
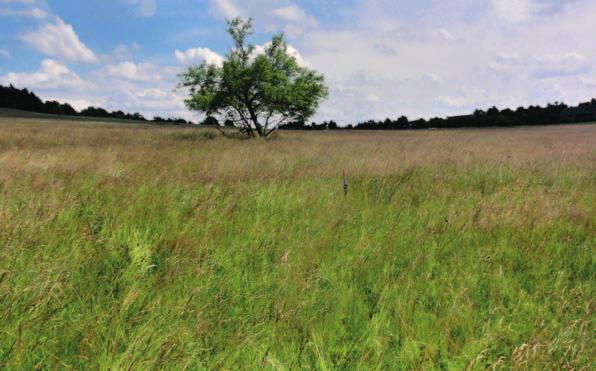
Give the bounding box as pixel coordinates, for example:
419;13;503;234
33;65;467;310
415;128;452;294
1;0;595;123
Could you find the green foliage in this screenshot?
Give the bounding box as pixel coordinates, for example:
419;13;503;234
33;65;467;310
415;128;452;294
201;115;219;126
179;18;328;138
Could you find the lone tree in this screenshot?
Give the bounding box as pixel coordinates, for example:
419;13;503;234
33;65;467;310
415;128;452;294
179;18;328;138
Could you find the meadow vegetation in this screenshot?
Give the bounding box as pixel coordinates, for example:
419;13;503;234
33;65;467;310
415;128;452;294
0;118;594;369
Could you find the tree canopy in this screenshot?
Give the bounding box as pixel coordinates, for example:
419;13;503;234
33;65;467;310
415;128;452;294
179;18;329;138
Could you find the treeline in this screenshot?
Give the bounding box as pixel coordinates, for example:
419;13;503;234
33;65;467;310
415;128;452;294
0;84;195;124
280;100;596;130
3;84;595;129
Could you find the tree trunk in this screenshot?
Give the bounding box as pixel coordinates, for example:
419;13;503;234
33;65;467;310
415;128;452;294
247;106;265;137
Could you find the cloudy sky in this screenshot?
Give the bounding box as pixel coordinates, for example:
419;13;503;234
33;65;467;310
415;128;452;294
0;0;594;123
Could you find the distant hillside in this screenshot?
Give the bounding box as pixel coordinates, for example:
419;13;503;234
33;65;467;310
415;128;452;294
0;107;53;119
0;108;144;123
0;84;196;125
0;108;205;129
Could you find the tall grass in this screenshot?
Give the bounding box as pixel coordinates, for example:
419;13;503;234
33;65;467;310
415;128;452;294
0;118;594;369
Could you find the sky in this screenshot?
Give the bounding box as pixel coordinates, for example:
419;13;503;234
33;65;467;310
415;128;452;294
0;0;595;124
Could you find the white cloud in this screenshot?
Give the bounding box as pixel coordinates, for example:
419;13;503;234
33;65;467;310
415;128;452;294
281;44;308;66
0;0;49;22
437;29;458;42
92;61;189;120
294;0;596;122
578;77;596;88
209;0;317;36
489;51;590;79
107;42;142;62
366;94;380;103
34;96;107;111
533;52;589;78
436;95;473;108
21;17;98;63
272;4;307;22
251;42;309;67
122;0;156;17
175;42;309;69
0;59;90;89
0;7;47;18
175;47;224;66
491;0;535;22
489;0;579;23
104;61;164;82
33;77;192;121
0;49;9;58
124;88;186;111
210;0;240;18
423;73;442;83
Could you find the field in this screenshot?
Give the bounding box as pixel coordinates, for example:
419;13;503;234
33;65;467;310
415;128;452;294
0;118;594;369
0;108;165;125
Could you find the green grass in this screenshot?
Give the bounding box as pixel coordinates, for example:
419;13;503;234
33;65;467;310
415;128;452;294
0;120;594;369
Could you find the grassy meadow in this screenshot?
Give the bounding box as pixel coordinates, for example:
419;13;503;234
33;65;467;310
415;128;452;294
0;118;594;369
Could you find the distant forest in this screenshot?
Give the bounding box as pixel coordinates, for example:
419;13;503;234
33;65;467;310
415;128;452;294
0;84;195;125
1;84;595;129
281;99;596;130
